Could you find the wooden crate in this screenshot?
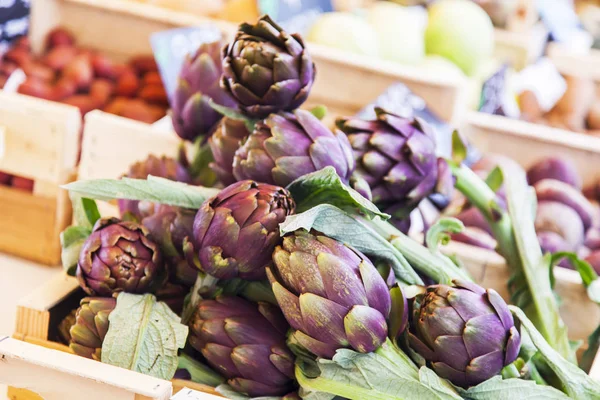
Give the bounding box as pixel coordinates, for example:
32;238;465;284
0;336;173;400
547;42;600;82
41;0;466;124
78;110;182;181
493;23;548;70
442;111;600;342
0;91;81;265
9;273;222;400
6;266;600;400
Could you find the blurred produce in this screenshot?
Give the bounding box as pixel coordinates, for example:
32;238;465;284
366;3;426;64
0;27;167;123
307;12;380;57
425;0;495;76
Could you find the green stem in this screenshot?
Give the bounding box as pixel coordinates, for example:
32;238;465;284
177;353;224;387
451;164;575;363
363;217;472;284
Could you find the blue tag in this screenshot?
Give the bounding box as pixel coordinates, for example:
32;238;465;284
258;0;333;34
0;0;29;45
356;83;453;157
150;26;222;104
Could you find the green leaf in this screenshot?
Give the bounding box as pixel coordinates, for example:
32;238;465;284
296;340;461;400
580;325;600;373
500;161;574;363
388;285;408;342
280;204;422;285
485;167;504;193
102;293;188;380
451;161;574;362
208;100;258;132
70;193;101;229
63;176;220;209
511;306;600;399
177;353;224;387
457;376;569;399
286;167;389;219
425;217;464;252
309;105;328;120
59;226;91;275
451;130;467;164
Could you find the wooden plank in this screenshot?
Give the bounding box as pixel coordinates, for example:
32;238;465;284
0;91;81;183
78;111;182;181
0;185;64;265
15;273;80;339
461;111;600;186
493;23;548;70
0;336;173;400
547;42;600;82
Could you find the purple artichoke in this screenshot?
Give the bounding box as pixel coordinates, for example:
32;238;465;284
233;110;355;187
172;41;236;141
336;108;441;211
221;16;315;119
118;155;193;220
408;280;521;388
69;297;117;361
188;295;295;397
527;157;581;190
267;230;392;359
142;205;198;288
209;118;250;186
192;180;295;280
77;218;166;296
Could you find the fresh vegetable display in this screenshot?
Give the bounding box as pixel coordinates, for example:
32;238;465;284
0;27;167;123
55;14;600;400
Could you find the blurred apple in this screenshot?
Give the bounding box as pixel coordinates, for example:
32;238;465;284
425;0;494;76
366;3;426;65
308;12;379;57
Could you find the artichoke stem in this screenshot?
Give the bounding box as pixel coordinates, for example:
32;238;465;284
177;353;224;387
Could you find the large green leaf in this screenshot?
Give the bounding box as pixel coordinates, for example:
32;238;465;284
296;341;461;400
63;176;219;209
102;293;188;380
286;167;388;219
511;306;600;399
458;376;568;399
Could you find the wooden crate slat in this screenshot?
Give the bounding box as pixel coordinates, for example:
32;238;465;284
15;273;80;339
547;43;600;82
0;92;81;184
0;337;172;400
78;111;183;181
462;111;600;185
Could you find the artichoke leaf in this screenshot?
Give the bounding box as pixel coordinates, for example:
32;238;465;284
101;293;188;380
63;176;219;209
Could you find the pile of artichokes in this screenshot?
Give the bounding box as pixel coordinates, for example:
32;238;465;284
58;15;600;400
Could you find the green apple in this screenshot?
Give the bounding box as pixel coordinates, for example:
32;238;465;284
307;12;379;57
425;0;494;76
366;2;426;64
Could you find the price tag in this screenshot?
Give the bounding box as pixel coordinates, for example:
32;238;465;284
356;83;453;157
258;0;333;34
0;0;29;50
170;388;223;400
150;26;223;105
